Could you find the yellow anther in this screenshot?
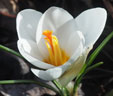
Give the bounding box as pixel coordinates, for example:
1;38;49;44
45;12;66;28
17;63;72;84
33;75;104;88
43;30;69;66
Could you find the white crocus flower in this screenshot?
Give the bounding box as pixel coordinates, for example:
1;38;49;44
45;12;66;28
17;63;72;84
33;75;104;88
16;7;107;86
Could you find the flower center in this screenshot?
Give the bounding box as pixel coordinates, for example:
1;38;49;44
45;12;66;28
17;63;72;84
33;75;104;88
43;30;70;66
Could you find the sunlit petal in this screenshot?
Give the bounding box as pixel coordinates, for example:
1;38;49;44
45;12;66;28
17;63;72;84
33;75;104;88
36;7;73;44
58;45;92;86
17;9;42;41
16;7;107;82
56;19;85;56
31;68;63;80
17;40;54;69
75;8;107;47
31;40;83;80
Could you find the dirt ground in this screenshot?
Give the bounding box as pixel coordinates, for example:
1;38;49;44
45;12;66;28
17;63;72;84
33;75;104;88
0;0;113;96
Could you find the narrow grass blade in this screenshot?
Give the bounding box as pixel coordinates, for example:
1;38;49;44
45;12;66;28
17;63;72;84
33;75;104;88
0;80;59;94
86;32;113;67
52;80;69;96
86;62;103;73
73;31;113;95
0;44;23;59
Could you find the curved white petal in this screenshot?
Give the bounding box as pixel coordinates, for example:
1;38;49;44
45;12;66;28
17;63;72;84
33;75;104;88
75;8;107;47
58;46;92;86
31;68;63;80
36;7;73;43
17;40;54;69
56;19;85;56
16;9;42;41
58;53;86;86
31;39;83;80
37;37;49;59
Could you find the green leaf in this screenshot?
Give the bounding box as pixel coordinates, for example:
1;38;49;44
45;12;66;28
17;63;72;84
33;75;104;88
0;44;23;59
86;31;113;67
86;62;103;73
73;31;113;95
52;80;63;96
52;80;69;96
0;80;59;94
62;87;70;96
0;46;62;94
72;62;103;96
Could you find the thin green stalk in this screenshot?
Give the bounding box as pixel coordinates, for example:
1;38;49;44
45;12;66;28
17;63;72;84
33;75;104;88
73;62;104;95
0;46;61;94
78;31;113;79
72;32;113;95
52;80;64;96
0;44;23;59
86;32;113;67
63;87;70;96
72;71;85;95
0;80;59;94
86;62;103;73
52;80;69;96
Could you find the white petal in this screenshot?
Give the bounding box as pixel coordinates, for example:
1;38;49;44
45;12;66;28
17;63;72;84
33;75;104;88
56;19;85;56
37;37;49;59
17;40;54;69
75;8;107;47
31;38;83;80
58;45;93;86
18;39;43;60
16;9;42;41
36;7;73;43
31;68;63;80
58;54;86;86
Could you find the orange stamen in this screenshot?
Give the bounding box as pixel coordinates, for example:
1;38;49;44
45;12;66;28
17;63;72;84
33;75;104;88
43;30;70;66
43;30;54;51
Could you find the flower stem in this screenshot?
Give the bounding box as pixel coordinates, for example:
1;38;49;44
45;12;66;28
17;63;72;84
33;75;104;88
72;62;103;95
52;80;64;96
52;80;69;96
